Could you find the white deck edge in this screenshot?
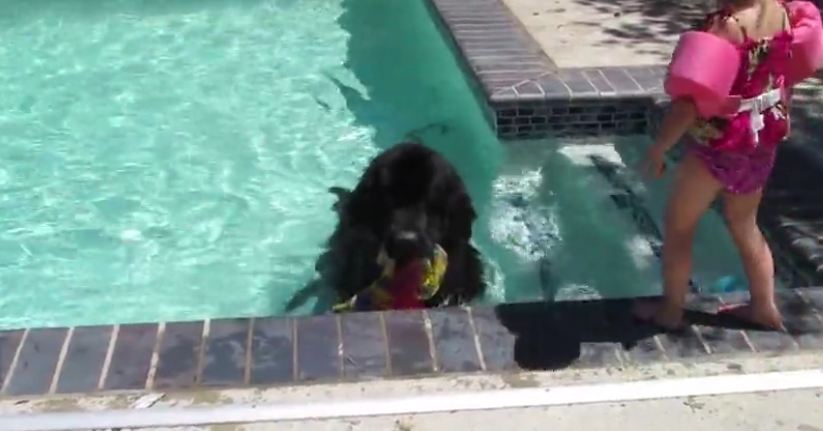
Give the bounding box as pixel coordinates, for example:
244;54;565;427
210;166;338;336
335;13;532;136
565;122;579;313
2;368;823;431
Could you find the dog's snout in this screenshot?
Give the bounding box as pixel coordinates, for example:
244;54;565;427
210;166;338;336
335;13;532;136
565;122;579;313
389;230;421;253
386;229;431;264
395;230;418;242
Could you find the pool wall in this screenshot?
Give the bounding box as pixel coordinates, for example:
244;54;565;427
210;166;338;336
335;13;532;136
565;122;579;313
2;0;823;401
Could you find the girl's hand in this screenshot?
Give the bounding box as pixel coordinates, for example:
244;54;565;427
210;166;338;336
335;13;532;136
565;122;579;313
641;98;696;179
641;145;667;179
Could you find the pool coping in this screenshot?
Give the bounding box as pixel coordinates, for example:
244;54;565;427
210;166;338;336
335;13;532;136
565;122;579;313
2;0;823;404
427;0;667;140
2;288;823;400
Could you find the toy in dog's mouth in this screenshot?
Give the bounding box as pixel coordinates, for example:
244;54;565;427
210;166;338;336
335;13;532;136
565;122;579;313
332;244;448;312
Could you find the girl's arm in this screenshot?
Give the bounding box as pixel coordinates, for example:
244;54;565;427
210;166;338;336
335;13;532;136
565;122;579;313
652;98;698;153
651;13;742;153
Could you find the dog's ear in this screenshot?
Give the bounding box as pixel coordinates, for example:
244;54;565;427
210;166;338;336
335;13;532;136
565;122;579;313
445;189;476;242
345;164;386;226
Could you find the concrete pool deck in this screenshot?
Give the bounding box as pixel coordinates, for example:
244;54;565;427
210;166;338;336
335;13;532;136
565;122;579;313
152;388;823;430
3;352;823;429
500;0;713;68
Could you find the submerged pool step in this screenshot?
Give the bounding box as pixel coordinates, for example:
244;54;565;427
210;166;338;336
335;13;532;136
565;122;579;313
587;155;701;293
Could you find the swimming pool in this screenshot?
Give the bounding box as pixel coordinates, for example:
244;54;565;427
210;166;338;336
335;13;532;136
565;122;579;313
0;0;752;330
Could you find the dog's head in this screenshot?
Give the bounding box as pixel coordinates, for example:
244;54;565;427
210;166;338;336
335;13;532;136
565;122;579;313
354;144;474;253
347;143;476;294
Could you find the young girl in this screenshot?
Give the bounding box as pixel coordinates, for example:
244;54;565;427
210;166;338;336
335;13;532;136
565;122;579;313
637;0;794;331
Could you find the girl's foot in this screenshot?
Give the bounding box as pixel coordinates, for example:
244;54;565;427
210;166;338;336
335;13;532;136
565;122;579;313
633;300;686;333
718;303;787;332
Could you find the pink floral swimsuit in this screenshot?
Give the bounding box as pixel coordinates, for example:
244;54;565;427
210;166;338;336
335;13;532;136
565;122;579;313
687;4;793;194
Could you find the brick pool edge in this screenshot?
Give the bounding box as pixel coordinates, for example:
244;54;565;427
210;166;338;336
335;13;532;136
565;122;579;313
2;289;823;399
1;0;823;402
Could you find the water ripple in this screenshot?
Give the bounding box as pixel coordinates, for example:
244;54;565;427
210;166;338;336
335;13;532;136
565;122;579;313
0;0;377;329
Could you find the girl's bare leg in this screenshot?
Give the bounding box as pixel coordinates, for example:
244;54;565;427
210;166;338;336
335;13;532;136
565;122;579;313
721;189;785;330
636;153;723;329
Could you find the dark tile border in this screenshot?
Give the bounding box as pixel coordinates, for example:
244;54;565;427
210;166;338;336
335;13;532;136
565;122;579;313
1;287;822;398
154;321;204;390
103;324;157;392
4;328;66;397
250;317;294;386
340;312;389;379
428;308;483;373
200;319;249;388
55;326;112;394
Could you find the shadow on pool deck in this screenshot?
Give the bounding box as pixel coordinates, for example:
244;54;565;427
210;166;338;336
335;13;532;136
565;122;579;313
491;292;816;371
556;0;711;60
570;0;708;40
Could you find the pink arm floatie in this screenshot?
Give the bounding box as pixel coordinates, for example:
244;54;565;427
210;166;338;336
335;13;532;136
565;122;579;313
786;0;823;86
664;31;741;118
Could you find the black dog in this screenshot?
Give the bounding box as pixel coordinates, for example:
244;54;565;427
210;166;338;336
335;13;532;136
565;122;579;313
310;141;486;310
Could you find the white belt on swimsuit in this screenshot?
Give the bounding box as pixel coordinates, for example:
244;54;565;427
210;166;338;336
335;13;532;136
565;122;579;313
736;87;783;145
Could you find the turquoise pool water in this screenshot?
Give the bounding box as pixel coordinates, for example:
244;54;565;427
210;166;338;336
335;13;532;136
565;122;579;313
493;138;757;303
0;0;502;329
0;0;749;329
